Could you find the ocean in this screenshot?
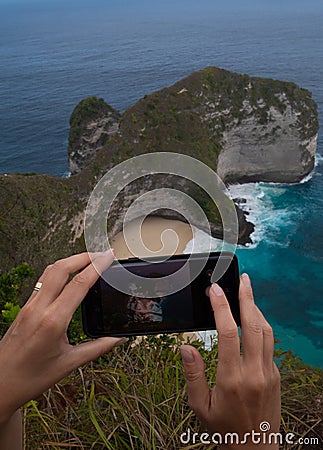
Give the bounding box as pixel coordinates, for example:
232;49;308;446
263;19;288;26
0;0;322;366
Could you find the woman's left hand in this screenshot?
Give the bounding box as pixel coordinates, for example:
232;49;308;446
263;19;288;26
0;250;126;424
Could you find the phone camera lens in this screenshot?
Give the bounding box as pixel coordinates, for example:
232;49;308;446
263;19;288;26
206;269;213;278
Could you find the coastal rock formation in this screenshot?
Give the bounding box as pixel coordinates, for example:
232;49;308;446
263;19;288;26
216;93;318;183
69;68;318;184
68;97;121;174
101;173;253;247
0;67;319;276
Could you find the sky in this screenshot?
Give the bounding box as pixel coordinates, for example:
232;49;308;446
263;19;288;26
0;0;323;12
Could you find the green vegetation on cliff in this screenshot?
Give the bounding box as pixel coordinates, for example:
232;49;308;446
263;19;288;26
0;66;318;281
0;262;34;335
66;67;318;181
0;173;86;278
118;67;317;165
68;96;119;152
201;67;317;130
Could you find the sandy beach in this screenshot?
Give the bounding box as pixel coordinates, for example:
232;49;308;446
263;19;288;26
111;216;216;345
111;216;194;259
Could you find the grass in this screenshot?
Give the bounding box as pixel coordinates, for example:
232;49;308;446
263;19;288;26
23;335;322;450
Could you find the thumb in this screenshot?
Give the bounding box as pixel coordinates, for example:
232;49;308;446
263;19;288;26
180;345;210;419
68;337;128;369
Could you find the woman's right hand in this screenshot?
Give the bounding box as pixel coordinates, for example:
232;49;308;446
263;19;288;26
181;274;281;449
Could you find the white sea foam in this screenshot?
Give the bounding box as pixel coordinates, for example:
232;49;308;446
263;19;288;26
299;172;313;183
315;152;323;166
184;182;298;252
227;182;299;248
182;183;300;349
298;153;323;183
183;226;223;254
298;152;323;183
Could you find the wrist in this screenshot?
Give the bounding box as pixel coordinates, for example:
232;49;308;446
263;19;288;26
0;384;20;426
0;410;17;428
0;402;19;427
0;409;22;450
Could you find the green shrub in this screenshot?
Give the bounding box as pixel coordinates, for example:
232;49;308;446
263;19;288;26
1;301;21;325
0;262;34;335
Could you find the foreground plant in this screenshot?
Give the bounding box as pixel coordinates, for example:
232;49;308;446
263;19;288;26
24;335;322;450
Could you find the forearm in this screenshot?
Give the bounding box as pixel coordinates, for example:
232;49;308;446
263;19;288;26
0;410;22;450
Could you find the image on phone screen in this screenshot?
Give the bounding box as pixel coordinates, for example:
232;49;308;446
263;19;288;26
82;252;240;337
100;259;194;334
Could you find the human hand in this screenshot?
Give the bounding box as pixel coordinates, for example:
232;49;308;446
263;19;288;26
0;251;127;425
180;274;281;449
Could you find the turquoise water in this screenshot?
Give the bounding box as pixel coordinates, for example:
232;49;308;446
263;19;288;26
0;0;322;365
233;171;323;366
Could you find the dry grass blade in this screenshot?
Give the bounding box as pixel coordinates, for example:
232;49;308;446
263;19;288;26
23;337;322;449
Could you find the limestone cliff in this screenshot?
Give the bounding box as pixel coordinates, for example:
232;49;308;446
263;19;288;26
68;96;121;174
215;89;318;183
0;67;319;277
69;68;318;183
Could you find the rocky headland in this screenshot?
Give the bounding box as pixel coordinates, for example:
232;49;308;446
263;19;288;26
0;67;318;277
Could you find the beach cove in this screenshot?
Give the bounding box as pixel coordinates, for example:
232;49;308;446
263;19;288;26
0;0;322;366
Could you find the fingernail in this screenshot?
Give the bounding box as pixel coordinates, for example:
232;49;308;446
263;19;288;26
241;273;251;287
180;345;195;363
113;337;129;347
212;283;224;296
110;248;115;259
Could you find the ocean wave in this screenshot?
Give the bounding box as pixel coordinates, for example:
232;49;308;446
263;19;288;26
183;182;299;251
227;182;299;248
315;152;323;166
299;172;313;183
296;153;323;183
183;227;223;253
298;153;323;182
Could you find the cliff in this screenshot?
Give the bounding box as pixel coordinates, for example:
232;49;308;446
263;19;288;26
68;67;318;183
0;67;318;276
68;96;121;174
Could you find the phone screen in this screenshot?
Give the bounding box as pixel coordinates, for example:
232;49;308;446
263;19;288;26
82;252;240;337
100;259;194;334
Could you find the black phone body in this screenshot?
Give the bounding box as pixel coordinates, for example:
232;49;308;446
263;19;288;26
82;252;240;337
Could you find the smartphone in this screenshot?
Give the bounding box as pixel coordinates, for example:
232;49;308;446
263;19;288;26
82;251;240;337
